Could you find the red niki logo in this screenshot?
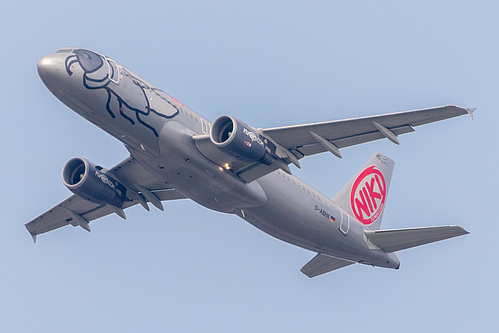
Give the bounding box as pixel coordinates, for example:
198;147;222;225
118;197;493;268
350;165;386;225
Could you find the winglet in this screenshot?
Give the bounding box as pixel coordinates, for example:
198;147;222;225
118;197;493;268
466;108;476;120
31;233;37;243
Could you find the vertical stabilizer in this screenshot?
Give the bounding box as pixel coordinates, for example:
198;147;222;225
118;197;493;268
332;153;395;230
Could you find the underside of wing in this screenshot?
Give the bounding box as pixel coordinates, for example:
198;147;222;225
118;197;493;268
25;157;187;241
192;134;287;183
193;106;473;183
263;105;474;159
105;156;172;191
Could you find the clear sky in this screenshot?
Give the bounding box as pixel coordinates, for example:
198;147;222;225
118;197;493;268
1;1;496;332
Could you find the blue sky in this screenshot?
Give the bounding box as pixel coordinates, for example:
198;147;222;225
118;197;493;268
1;1;496;332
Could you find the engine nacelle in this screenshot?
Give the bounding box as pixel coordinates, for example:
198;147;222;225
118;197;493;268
62;158;127;207
210;115;271;164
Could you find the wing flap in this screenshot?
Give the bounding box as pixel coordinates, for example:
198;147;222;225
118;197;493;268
300;253;355;278
364;226;469;253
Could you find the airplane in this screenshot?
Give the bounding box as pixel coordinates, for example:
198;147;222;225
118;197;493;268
26;47;474;277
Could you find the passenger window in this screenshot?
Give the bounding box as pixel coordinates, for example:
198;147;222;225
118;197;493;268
74;49;103;73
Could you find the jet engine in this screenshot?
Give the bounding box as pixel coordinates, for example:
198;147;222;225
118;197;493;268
62;157;127;207
210;115;272;164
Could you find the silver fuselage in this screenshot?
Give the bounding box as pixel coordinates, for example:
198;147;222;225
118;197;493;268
37;48;399;269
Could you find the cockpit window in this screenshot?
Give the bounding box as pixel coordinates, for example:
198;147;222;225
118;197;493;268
56;48;74;53
74;49;104;73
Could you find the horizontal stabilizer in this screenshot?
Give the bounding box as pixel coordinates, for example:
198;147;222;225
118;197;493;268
301;253;355;278
364;226;469;253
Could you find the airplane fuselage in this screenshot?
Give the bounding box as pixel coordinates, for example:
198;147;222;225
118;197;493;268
37;48;400;269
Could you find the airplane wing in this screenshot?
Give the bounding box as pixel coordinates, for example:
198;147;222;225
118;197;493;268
262;105;474;160
194;105;474;183
25;157;187;242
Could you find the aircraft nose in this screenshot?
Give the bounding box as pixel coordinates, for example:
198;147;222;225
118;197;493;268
37;54;65;87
